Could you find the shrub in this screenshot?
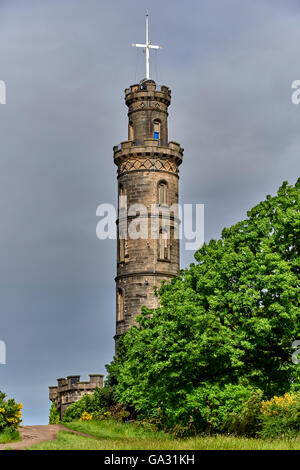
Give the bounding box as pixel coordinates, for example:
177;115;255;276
107;403;130;422
184;383;262;435
0;391;22;432
129;383;261;436
62;385;120;422
49;402;60;424
0;427;21;444
93;385;118;411
63;393;97;422
80;411;93;421
225;389;264;437
259;392;300;439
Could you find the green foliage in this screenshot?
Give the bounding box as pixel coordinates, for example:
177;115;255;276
62;385;118;422
93;385;118;410
186;383;263;434
0;390;22;432
0;427;21;444
259;392;300;439
63;393;98;422
107;403;130;422
29;419;300;450
108;180;300;434
225;390;264;437
49;402;60;424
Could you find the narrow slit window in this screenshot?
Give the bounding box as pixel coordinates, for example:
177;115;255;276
119;238;125;263
129;121;134;141
158;181;168;205
153;120;161;141
117;289;124;321
119;184;126;210
158;229;170;261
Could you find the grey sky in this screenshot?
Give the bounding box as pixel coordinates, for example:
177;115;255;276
0;0;299;424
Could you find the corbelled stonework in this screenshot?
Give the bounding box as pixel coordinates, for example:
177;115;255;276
114;79;183;339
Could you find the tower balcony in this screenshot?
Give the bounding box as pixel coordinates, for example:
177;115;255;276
113;139;184;175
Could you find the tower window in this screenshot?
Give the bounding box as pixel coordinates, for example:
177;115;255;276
158;181;168;205
119;238;125;263
158;229;170;261
129;121;134;141
153;119;161;141
119;184;126;210
118;184;127;262
117;288;124;321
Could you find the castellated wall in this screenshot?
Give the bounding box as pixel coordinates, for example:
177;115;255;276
49;374;103;419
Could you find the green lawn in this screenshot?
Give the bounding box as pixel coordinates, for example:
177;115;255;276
27;420;300;450
0;429;21;444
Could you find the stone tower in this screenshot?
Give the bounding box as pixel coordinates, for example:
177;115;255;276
113;79;183;340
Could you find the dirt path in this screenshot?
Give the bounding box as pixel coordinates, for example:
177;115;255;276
0;424;96;450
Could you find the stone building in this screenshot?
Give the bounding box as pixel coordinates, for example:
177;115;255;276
49;15;183;416
114;78;184;339
49;374;103;419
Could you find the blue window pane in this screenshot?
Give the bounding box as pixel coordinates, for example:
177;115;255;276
154;132;159;140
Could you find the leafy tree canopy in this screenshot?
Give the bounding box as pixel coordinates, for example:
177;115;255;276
107;180;300;431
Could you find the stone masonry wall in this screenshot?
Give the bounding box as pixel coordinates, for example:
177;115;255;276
49;374;104;419
113;80;183;340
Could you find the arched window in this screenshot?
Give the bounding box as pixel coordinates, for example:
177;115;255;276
158;181;168;205
153;119;161;141
118;184;127;262
117;288;124;321
119;238;125;263
119;184;126;210
129;121;134;141
158;229;170;261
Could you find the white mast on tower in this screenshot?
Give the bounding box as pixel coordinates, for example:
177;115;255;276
132;12;162;80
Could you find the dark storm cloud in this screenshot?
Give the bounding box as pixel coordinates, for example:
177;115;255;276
0;0;299;423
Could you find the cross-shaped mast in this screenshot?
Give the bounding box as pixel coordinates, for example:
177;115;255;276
132;12;162;80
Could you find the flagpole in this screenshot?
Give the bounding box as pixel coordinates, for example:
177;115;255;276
146;13;149;79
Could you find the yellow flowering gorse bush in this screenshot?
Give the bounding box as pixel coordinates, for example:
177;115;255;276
260;392;296;417
0;391;23;432
79;411;94;421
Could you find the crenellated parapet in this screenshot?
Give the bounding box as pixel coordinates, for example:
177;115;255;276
49;374;104;419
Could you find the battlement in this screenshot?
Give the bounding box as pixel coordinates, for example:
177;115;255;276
113;139;183;154
123;80;172;147
125;80;171;106
49;374;104;419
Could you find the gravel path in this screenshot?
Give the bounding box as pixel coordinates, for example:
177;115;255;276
0;424;95;450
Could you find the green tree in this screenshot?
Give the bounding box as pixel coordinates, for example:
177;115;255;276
107;180;300;432
49;403;60;424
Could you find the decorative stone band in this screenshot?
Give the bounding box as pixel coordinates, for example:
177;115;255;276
114;140;183;176
117;156;179;176
115;271;176;281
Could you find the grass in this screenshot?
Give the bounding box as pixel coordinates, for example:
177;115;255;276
0;428;21;444
27;419;300;450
